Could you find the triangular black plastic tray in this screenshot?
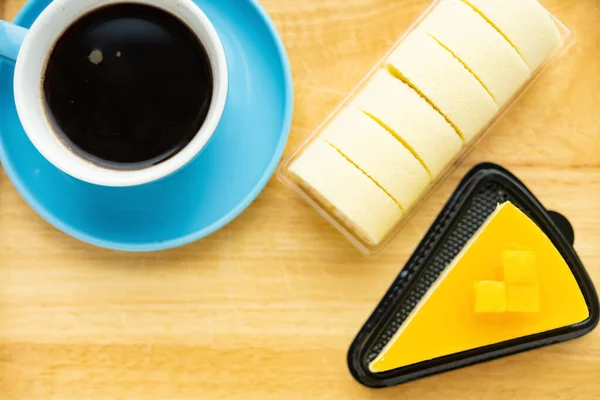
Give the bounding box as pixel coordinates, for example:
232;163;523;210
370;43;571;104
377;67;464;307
348;163;599;388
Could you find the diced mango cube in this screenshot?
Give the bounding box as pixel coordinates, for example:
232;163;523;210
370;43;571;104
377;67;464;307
474;281;507;313
507;284;540;313
503;250;537;284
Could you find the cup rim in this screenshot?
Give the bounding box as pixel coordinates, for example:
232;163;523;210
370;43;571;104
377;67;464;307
13;0;228;187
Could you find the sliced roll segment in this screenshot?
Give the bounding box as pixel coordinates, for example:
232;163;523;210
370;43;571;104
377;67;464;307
464;0;561;70
321;107;431;209
353;69;462;177
419;0;530;106
386;30;498;142
289;139;403;246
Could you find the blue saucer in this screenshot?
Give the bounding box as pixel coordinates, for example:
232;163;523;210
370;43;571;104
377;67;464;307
0;0;293;251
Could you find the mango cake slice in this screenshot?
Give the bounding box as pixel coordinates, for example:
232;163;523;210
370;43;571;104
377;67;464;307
419;0;530;106
369;201;589;373
464;0;562;71
386;30;498;142
352;69;463;177
289;139;403;246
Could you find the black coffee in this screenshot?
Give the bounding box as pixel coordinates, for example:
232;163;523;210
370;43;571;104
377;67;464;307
43;3;214;168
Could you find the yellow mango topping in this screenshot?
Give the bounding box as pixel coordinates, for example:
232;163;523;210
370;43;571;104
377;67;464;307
503;250;538;284
474;281;507;313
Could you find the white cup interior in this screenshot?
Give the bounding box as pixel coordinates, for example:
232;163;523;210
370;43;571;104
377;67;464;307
14;0;228;187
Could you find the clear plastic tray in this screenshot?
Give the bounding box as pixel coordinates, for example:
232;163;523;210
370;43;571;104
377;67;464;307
278;0;573;256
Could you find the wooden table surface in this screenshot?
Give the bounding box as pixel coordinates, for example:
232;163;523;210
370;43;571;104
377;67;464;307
1;0;599;398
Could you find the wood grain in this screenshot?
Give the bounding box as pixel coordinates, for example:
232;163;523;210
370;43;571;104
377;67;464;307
1;0;599;399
